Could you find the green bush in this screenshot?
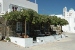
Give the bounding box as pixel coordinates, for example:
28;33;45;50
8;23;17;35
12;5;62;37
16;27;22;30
6;37;10;41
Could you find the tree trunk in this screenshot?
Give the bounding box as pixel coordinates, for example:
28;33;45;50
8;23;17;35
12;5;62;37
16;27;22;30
60;25;62;34
7;26;10;37
4;20;7;36
20;31;22;36
25;20;26;36
20;22;22;36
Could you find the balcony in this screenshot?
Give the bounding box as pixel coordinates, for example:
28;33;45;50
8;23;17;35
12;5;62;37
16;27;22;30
3;0;38;12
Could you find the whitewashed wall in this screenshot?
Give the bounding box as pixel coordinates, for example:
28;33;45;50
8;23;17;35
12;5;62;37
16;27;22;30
36;34;65;43
9;37;33;47
2;0;38;13
9;34;65;47
0;0;3;13
62;17;75;33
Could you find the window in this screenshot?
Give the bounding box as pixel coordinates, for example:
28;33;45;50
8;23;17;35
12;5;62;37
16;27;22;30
69;13;72;16
15;7;18;11
12;6;18;11
16;22;22;31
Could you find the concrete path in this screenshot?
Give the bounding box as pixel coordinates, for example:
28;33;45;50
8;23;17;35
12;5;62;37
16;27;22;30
0;33;75;50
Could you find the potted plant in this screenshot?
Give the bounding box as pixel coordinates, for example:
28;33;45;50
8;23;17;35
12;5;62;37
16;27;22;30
24;35;29;38
6;37;10;42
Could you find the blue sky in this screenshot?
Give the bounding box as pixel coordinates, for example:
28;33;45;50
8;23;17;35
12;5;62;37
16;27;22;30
30;0;75;15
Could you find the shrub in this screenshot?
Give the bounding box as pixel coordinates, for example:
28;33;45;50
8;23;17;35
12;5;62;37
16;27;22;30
6;37;10;41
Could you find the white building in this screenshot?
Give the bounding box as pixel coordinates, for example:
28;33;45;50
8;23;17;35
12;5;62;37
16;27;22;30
0;0;38;15
51;7;75;33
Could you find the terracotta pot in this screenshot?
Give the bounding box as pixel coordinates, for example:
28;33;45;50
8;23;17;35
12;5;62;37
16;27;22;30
24;35;29;38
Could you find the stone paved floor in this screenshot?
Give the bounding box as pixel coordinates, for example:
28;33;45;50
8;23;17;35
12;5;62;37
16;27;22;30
0;33;75;50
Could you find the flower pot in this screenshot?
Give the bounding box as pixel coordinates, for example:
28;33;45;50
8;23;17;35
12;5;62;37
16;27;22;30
6;40;9;42
24;35;29;38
